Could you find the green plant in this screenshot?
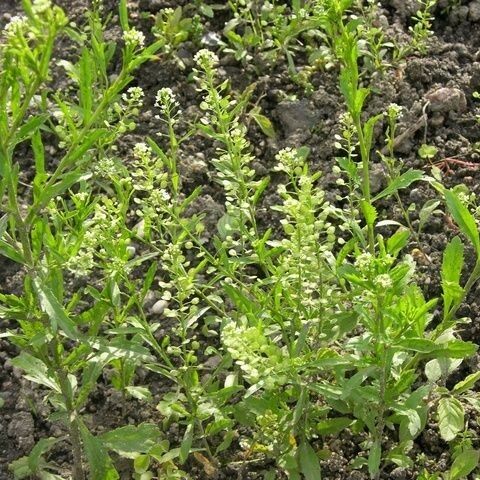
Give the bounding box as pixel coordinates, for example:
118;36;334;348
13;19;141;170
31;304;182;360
152;6;203;61
0;1;162;478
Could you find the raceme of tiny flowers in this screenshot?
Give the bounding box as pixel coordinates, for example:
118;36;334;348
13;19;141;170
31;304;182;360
123;27;145;48
155;87;180;116
2;16;28;40
193;48;219;70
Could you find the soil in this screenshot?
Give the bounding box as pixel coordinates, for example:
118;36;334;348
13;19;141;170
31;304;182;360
2;0;480;479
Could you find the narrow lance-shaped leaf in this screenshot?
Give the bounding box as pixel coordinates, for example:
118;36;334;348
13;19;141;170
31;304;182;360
298;441;322;480
33;278;80;340
372;169;424;202
444;189;480;256
441;236;464;316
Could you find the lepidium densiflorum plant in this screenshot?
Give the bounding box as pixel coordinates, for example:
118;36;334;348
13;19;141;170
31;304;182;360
0;1;166;479
330;28;480;480
218;145;350;478
193;49;269;269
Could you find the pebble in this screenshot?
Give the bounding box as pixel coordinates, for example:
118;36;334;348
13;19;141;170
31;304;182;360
150;299;168;315
390;467;408;480
275;99;319;137
426;87;467;113
470;1;480;21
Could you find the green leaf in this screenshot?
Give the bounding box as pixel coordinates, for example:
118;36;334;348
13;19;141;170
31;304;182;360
316;417;352;436
100;424;162;458
386;228;410;256
448;449;480;480
27;438;60;472
438;397;464;442
418;144;438;160
444;189;480;256
125;386;152;402
452;372;480;395
179;422;194;464
442;236;465;315
397;338;437;353
11;353;60;392
298;441;321;480
79;424;119;480
251;112;275;138
119;0;130;31
360;200;377;226
33;278;80;340
372;169;424;202
14;115;49;146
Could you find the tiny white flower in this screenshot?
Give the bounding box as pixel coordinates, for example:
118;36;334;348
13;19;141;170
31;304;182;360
374;273;393;290
194;49;219;69
123;28;145;48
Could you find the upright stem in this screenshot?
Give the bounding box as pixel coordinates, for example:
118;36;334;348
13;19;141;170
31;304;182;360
355;117;375;254
56;365;85;480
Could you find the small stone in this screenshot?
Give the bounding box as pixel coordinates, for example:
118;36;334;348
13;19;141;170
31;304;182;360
469;1;480;21
369;163;388;194
426;87;467;113
391;467;408;480
151;299;168;315
276;99;319;137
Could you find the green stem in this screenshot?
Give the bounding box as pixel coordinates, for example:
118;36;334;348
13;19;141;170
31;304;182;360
355;117;375;254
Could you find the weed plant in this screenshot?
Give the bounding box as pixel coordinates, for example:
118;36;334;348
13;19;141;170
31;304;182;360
1;1;480;480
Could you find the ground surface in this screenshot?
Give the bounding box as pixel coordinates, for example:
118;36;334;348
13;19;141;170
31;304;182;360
2;0;480;479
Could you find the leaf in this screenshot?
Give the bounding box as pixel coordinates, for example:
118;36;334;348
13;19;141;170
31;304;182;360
125;386;152;402
99;424;161;458
316;417;352;435
251;112;275;138
452;372;480;395
394;407;422;437
386;228;410;256
372;169;424;202
119;0;130;31
33;278;80;340
425;358;462;383
79;424;119;480
438;397;464;442
298;441;321;480
14;115;49;146
368;440;382;478
444;189;480;256
27;438;60;472
418;200;440;233
179;422;194;464
11;353;60;392
442;236;465;315
361;200;377;226
448;449;480;480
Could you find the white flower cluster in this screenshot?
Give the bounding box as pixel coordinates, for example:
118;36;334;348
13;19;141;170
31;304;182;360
65;197;127;276
155;87;180;116
133;142;152;163
387;103;404;120
274;147;303;174
3;16;28;39
272;166;338;318
92;156;120;178
122;86;144;105
194;48;218;70
32;0;52;13
130;143;171;224
123;28;145;48
374;273;393;290
222;322;287;389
